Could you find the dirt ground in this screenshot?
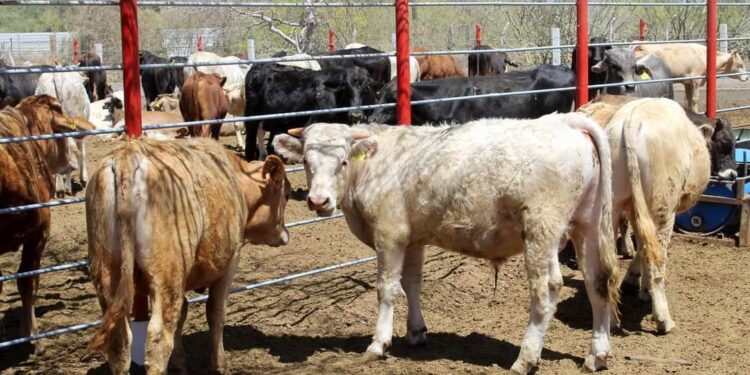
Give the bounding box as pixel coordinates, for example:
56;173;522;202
2;86;750;375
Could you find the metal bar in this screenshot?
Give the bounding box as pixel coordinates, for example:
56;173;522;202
0;260;88;283
707;0;718;118
120;0;142;138
0;197;85;215
717;105;750;113
717;37;750;42
0;253;373;349
395;0;411;126
718;72;749;79
8;0;742;6
576;0;588;108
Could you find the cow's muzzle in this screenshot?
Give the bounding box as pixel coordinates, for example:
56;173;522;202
718;169;738;181
348;110;367;123
307;194;335;216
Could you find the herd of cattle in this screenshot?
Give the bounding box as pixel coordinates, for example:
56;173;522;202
0;37;749;374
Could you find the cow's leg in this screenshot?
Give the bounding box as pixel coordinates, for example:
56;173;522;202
18;230;46;354
234;122;245;151
258;126;268;161
365;245;406;360
55;173;66;198
402;245;426;346
647;215;676;334
145;280;183;375
95;264;132;375
511;233;563;375
616;217;635;259
684;82;700;113
571;226;613;372
168;298;188;375
205;253;238;375
77;139;88;188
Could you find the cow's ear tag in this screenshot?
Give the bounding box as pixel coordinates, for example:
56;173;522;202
67;120;77;130
640;71;651;80
351;150;367;162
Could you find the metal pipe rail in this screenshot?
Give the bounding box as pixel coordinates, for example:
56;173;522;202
0;251;372;350
0;211;341;284
718;105;750;114
5;0;749;6
0;165;305;216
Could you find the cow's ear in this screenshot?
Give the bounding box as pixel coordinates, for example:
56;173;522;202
220;77;227;88
262;155;286;184
349;139;377;162
591;60;608;73
52;115;96;133
272;134;304;164
698;124;715;142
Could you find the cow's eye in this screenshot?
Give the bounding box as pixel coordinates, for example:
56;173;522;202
342;160;348;167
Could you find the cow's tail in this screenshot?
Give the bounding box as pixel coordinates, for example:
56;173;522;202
88;148;142;354
622;113;662;274
570;114;620;317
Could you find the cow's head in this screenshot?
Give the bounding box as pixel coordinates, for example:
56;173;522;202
728;50;748;82
317;66;375;124
233;154;291;247
273;124;372;216
589;37;612;62
591;48;638;94
708;117;737;180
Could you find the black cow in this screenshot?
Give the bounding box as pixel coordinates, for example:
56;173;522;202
571;36;611;99
468;44;518;76
369;65;575;125
0;62;47;109
686;111;737;180
79;52;113;102
318;46;391;86
591;48;673;98
244;63;378;161
139;51;177;109
168;56;188;92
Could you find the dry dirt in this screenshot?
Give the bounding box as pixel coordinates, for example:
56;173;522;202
2;87;750;375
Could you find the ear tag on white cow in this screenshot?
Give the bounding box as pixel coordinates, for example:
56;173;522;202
351;150;367;162
640;71;651;80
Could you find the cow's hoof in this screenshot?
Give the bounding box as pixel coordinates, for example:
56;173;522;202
32;341;46;356
364;342;387;362
583;352;609;372
510;358;537;375
406;326;427;346
655;318;675;335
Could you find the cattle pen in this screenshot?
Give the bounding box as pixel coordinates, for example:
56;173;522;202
2;0;750;374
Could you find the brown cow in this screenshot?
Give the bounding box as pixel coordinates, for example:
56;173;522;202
179;72;229;139
412;47;466;80
86;139;291;375
0;95;96;351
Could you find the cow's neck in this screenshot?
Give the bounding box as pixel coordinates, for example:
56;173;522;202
716;53;734;73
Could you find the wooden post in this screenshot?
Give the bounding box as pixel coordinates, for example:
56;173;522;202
247;38;255;60
551;27;561;66
95;43;103;61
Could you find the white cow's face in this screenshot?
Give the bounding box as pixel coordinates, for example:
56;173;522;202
730;50;748;81
273;123;370;217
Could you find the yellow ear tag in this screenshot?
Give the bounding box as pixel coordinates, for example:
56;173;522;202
351;150;367;162
640;71;651;80
67;121;77;130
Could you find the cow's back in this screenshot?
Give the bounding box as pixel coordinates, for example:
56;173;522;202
0;108;52;254
87;139;247;287
635;43;706;78
347;117;596;257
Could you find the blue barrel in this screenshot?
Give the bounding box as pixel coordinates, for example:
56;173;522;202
675;148;750;234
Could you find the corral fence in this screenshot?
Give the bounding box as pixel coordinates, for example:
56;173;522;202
1;0;749;353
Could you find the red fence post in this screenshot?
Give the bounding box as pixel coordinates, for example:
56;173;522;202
197;34;204;52
119;0;145;321
639;18;646;41
120;0;142;140
73;38;79;64
706;0;717;117
395;0;411;126
475;24;482;47
575;0;589;109
328;28;335;52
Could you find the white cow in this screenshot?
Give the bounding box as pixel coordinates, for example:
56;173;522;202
344;43;420;82
35;71;91;197
89;90;124;129
579;97;712;334
273;114;619;374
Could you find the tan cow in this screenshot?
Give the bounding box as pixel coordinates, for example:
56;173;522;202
579;97;712;333
0;95;96;352
112;111;189;140
633;43;748;112
179;72;229;139
86;139;291;375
